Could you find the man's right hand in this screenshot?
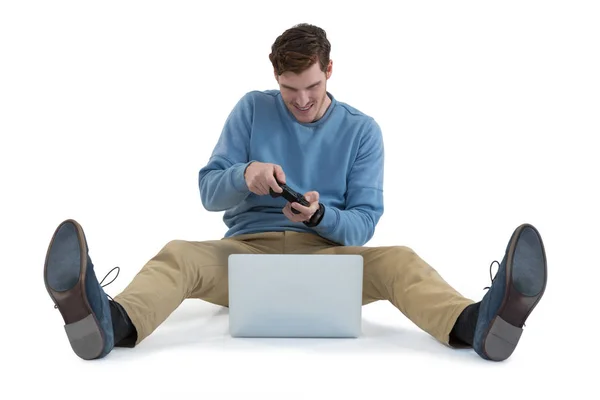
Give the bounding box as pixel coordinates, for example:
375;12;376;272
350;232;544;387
244;161;286;196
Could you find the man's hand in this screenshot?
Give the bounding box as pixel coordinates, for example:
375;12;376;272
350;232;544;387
244;162;286;196
283;191;320;223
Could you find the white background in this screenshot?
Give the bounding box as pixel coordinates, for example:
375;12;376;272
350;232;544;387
1;0;599;398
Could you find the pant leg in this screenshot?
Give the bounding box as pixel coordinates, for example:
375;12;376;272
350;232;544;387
113;232;284;345
283;232;474;346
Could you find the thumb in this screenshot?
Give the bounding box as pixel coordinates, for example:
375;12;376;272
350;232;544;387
305;191;319;203
273;165;286;184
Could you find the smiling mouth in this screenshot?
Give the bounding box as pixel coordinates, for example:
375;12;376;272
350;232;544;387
294;104;313;112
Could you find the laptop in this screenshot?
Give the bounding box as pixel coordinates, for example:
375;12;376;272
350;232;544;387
228;254;363;338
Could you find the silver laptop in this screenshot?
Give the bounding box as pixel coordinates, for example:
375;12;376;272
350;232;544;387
228;254;363;338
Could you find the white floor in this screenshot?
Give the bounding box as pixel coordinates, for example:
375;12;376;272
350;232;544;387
12;286;590;400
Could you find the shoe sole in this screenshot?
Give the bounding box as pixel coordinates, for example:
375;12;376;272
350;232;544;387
482;223;547;361
43;219;106;360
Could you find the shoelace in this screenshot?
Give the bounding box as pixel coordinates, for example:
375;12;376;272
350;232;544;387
482;260;525;326
483;260;500;290
100;266;120;303
53;266;120;309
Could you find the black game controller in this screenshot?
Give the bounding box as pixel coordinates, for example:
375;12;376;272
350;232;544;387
269;180;310;214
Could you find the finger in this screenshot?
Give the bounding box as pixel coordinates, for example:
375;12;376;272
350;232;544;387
252;182;263;195
285;204;304;221
267;174;282;193
248;183;259;195
282;204;295;220
291;202;309;214
291;203;314;221
259;182;271;195
273;165;286;185
250;180;265;194
290;202;301;215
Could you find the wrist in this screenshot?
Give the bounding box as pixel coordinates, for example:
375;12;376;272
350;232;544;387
243;161;254;179
303;203;325;227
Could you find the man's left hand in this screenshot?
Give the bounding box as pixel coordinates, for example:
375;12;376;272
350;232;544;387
283;191;320;223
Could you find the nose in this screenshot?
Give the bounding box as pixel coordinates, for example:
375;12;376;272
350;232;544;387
296;91;309;107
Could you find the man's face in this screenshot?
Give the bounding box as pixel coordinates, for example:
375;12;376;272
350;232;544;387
276;60;332;123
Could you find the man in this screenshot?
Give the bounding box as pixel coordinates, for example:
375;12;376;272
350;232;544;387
43;23;547;361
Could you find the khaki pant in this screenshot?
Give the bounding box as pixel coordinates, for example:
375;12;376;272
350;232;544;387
114;231;474;347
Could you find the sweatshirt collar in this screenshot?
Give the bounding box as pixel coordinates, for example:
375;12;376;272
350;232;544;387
277;91;337;128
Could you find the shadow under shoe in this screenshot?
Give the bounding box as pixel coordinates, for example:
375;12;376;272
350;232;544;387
473;223;548;361
43;219;116;360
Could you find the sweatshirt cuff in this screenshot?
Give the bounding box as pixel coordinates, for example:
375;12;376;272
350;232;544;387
313;205;339;234
230;161;253;193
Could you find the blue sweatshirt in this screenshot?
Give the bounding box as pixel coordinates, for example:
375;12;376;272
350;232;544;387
198;90;384;246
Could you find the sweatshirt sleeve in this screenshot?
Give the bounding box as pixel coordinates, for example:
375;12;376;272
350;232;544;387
198;93;255;211
311;119;385;246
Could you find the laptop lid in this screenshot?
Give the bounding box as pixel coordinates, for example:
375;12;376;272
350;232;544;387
228;254;364;338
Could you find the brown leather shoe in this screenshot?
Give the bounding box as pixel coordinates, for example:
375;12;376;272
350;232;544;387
44;219;115;360
473;223;547;361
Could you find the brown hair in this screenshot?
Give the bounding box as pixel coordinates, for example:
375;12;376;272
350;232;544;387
269;23;331;76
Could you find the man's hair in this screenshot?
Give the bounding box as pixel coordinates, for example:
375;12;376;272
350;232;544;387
269;23;331;76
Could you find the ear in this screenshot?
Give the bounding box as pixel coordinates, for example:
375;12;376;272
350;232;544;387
326;59;333;79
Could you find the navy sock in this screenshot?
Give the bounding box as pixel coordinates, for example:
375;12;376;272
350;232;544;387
450;302;480;347
109;300;137;347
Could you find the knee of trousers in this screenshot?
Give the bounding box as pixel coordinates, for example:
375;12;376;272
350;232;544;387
154;240;189;264
381;245;418;261
365;245;427;278
151;239;198;279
